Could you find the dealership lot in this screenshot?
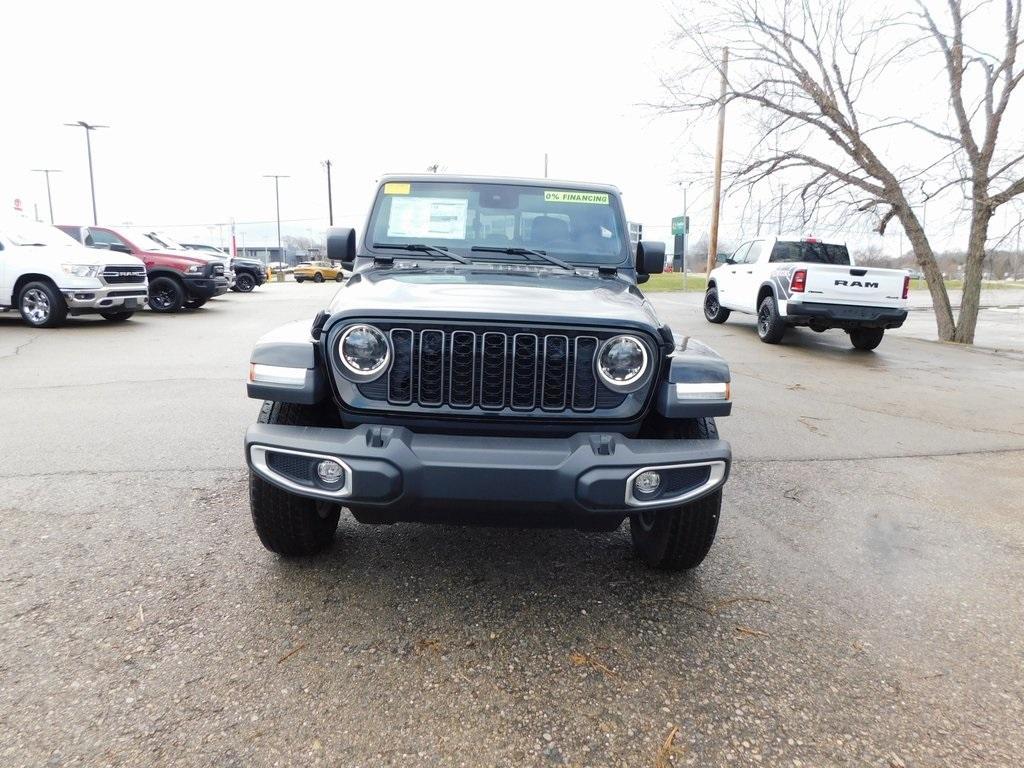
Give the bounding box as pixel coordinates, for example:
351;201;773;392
3;283;1023;767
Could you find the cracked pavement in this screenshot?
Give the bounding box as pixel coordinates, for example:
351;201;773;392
2;284;1023;767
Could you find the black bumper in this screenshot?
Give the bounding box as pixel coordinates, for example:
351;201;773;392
786;301;908;329
184;275;230;299
245;423;730;521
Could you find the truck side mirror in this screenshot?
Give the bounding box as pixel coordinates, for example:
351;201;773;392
715;253;732;266
636;240;666;275
327;227;356;268
107;243;132;255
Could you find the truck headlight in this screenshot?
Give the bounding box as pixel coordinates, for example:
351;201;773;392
61;264;101;278
187;264;204;274
596;335;649;391
338;324;390;380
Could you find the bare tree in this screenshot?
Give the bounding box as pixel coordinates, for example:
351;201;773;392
661;0;1024;343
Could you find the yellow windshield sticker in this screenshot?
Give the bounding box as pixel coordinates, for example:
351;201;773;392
544;190;609;204
384;182;411;195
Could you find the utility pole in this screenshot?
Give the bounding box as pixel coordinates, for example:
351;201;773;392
706;47;728;276
544;153;549;178
263;174;289;252
322;160;334;226
64;121;107;224
31;168;62;224
777;185;785;235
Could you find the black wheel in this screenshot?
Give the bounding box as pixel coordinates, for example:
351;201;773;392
249;401;341;556
17;280;67;328
756;294;787;344
630;417;723;571
703;287;730;324
184;297;207;310
148;276;185;313
335;272;344;282
295;277;304;283
313;272;324;283
235;273;256;292
100;310;135;322
849;328;885;351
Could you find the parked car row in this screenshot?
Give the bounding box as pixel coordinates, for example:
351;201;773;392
0;218;266;327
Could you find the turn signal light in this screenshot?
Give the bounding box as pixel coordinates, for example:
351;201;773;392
902;275;911;299
791;269;807;292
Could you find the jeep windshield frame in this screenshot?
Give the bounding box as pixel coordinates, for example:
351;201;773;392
364;180;631;267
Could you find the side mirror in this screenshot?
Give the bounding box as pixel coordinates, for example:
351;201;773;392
107;243;132;255
715;253;732;266
327;227;356;268
636;240;666;275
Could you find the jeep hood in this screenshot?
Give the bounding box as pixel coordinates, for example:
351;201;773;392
328;267;661;329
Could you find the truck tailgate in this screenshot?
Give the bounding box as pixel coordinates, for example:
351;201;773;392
803;265;906;307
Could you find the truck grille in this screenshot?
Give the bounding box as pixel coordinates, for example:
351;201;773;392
353;324;639;413
101;265;146;284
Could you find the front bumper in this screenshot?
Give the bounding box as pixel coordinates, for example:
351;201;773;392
784;301;908;329
245;423;731;519
183;275;230;299
60;284;148;313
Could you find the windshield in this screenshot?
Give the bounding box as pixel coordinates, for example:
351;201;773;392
126;229;189;251
0;218;78;247
771;241;851;265
366;181;628;265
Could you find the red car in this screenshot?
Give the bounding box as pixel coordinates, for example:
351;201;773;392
57;225;230;312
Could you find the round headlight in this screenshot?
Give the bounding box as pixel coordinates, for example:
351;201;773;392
596;335;649;391
338;324;390;380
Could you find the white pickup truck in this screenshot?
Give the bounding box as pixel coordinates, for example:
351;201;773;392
704;237;910;350
0;217;148;327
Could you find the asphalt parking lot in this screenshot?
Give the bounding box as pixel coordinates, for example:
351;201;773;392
3;283;1023;767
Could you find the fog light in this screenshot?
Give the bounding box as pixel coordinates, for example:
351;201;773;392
634;470;662;496
316;460;345;485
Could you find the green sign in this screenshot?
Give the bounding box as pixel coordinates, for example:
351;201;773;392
671;215;689;236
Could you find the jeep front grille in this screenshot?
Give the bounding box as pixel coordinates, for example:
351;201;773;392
351;324;640;414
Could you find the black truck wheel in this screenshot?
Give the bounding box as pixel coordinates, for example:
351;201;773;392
17;280;68;328
100;310;135;322
756;295;787;344
235;272;256;292
703;287;730;324
148;276;185;313
630;417;723;571
249;401;341;556
849;328;885;351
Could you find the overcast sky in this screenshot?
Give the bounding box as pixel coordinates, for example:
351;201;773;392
2;1;1020;256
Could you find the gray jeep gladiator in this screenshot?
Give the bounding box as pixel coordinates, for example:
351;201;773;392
244;175;732;570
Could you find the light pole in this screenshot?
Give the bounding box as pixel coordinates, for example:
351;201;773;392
63;121;107;224
322;160;334;226
263;174;289;254
31;168;62;223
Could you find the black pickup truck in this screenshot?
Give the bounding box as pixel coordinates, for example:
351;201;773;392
244;175;733;570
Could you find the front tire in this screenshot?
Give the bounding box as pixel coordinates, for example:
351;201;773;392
629;417;723;571
148;276;185;313
18;280;67;328
100;310;135;322
249;401;341;556
335;272;344;282
235;273;256;292
756;295;787;344
849;327;884;351
703;287;730;324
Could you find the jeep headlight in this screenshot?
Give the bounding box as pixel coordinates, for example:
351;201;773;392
596;335;649;391
61;264;101;278
338;324;390;381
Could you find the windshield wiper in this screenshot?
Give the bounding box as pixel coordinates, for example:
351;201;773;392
372;243;471;264
18;242;47;247
470;246;574;271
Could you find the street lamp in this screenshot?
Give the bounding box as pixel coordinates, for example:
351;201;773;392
263;174;289;254
31;168;62;224
63;121;107;225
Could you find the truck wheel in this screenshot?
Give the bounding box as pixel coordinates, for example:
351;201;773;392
235;273;256;292
313;273;324;283
849;328;884;351
184;297;207;310
18;280;67;328
100;310;134;322
630;417;722;571
249;401;341;556
756;295;787;344
148;276;185;312
703;287;730;324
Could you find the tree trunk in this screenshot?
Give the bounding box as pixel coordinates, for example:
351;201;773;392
954;206;993;344
900;209;956;341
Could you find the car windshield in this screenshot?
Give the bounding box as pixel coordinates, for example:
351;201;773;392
771;240;851;265
1;218;78;247
366;181;628;266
